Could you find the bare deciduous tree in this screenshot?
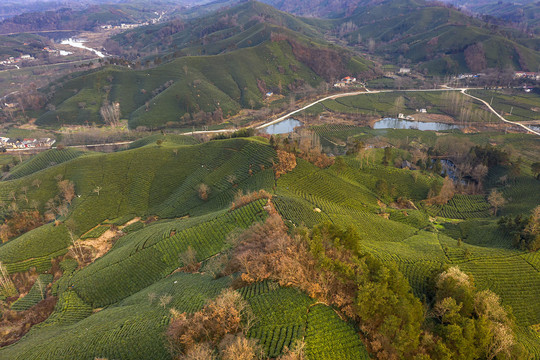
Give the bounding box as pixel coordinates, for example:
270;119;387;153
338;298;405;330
100;102;121;127
488;189;505;216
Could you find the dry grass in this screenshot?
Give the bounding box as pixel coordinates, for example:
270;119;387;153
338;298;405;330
0;296;57;347
230;190;272;211
0;262;17;298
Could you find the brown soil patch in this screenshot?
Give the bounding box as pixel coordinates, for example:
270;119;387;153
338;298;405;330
77;228;120;262
121;217;141;228
413;113;456;123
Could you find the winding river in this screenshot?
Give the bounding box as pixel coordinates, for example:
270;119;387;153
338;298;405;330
60;38;106;58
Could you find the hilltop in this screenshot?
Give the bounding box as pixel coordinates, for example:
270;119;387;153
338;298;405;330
35;2;377;130
108;1;328;58
261;0;540;74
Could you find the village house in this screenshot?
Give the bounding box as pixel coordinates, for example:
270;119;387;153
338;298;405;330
399;68;411;74
0;137;55;150
514;71;539;80
334;76;357;88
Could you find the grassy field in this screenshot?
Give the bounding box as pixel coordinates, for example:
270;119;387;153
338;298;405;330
468;89;540;123
302;90;494;124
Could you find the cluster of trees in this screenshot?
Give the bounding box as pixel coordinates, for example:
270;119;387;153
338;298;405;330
99;102;121;127
498;205;540;251
167;289;260;360
0;176;75;243
167;287;305;360
220;215;523;359
270;129;334;170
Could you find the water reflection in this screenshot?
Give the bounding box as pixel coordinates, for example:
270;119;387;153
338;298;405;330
263;118;303;134
374;118;461;131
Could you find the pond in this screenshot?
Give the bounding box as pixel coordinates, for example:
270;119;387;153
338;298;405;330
374;118;462;131
262;118;303;134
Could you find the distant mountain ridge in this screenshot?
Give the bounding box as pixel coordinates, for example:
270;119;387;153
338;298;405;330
37;1;377;129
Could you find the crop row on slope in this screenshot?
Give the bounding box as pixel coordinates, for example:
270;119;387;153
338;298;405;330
69;200;268;307
0;138;276;275
245;286;314;357
10;274;54;311
37;35;373;129
460;255;540;327
6;149;87;181
427;194;491;219
0;273;231;360
304;304;370;360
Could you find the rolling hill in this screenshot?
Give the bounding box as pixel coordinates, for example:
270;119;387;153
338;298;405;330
108;1;328;58
36;2;377;129
260;0;540;74
0;129;538;358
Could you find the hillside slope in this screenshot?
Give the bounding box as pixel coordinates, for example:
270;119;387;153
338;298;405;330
261;0;540;74
337;0;540;74
37;4;377;130
0;133;538;358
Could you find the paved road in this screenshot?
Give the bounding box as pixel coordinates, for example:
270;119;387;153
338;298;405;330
18;87;536;151
460;89;540;136
256;87;539;136
256;87;476;130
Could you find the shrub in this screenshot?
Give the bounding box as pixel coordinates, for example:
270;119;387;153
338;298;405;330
274;151;296;178
167;289;251;357
179;246;200;273
198;184;210;201
219;334;263;360
230;190;272;211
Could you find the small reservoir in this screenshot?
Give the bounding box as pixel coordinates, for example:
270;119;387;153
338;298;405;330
263;118;303;134
374;118;461;131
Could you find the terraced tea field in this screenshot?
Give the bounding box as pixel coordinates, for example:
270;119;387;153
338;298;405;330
0;132;538;359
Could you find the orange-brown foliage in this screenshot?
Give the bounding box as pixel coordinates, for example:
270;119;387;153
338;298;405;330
225;215;356;317
0;296;57;347
167;289;246;357
298;151;334;169
274;150;297;178
0;210;44;243
230;190;272;211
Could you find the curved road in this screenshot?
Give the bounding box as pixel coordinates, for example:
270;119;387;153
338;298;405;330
460;89;540;136
25;87;536;151
256;87;539;136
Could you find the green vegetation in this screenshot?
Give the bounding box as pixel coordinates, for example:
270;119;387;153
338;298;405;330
36;1;375;130
469;89;540;123
338;0;540;74
0;125;538;358
10;274;53;311
246;286;313;357
79;225;110;240
304;90;494;124
6;149;87;181
305;304;370;360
